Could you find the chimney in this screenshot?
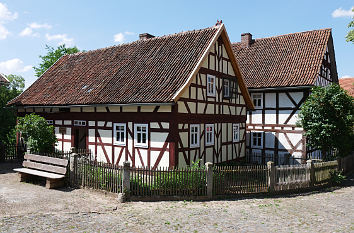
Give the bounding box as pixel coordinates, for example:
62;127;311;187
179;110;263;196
241;33;252;48
139;33;155;40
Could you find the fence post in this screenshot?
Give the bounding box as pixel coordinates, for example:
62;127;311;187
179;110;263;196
267;161;275;193
118;161;131;203
205;162;213;199
307;159;315;187
69;153;78;186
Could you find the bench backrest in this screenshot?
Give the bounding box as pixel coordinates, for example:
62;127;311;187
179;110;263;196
23;154;69;175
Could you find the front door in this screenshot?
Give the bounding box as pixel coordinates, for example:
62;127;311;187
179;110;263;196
74;128;87;149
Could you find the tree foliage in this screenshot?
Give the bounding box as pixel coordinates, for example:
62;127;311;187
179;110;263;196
346;8;354;43
33;44;79;77
16;113;57;153
0;75;25;144
297;84;354;157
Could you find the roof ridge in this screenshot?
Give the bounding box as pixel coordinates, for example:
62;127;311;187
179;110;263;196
232;28;332;44
69;25;221;57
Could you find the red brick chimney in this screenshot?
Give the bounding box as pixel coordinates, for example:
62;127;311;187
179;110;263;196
139;33;155;40
241;33;253;47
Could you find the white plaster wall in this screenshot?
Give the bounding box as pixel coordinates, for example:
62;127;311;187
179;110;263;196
265;93;276;108
98;129;112;144
251;110;262;124
279;93;294;107
150;132;169;148
88;129;95;143
63;142;71;151
289;92;303;104
264;111;276;124
278;110;292;124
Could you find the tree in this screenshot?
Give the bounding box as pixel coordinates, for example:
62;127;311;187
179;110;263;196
33;44;79;77
16;113;57;153
0;75;25;144
297;84;354;158
346;8;354;43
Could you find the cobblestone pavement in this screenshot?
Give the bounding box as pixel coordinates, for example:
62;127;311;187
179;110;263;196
1;163;353;232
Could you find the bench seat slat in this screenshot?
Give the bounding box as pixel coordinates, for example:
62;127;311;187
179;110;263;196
23;161;67;175
14;168;65;179
25;154;68;167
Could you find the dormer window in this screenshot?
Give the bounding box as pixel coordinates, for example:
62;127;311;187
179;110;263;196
207;74;216;97
251;93;263;108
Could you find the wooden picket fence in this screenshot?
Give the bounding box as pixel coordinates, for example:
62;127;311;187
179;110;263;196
130;167;207;197
63;156;340;199
213;165;268;195
275;164;310;191
314;160;338;184
70;159;123;193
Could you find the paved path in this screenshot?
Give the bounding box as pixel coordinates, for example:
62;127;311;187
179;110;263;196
1;163;353;232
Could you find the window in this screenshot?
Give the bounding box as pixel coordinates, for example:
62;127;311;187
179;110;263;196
205;124;214;146
223;79;230;98
113;123;126;145
134;124;148;148
207;74;216;96
190;124;200;148
46;120;53;125
251;132;263;148
74;120;86;126
251;93;263;108
232;123;240;142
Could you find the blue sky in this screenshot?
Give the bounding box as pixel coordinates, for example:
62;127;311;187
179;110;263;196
0;0;353;88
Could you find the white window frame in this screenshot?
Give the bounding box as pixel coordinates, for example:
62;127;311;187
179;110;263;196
232;123;240;142
207;74;216;97
223;79;230;98
134;124;148;148
251;132;263;148
251;93;263;109
113;123;126;146
190;124;200;148
205;124;214;146
74;120;86;126
46;120;53;125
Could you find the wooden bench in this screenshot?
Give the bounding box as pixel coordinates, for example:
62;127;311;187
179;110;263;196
14;153;68;189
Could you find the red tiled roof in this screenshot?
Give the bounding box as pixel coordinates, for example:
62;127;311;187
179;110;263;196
339;78;354;97
0;73;9;84
10;26;220;106
232;29;332;88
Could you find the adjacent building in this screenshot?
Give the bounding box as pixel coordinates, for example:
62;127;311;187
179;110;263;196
0;74;9;86
232;29;338;164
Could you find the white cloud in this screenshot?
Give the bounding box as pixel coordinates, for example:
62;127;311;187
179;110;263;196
45;33;74;46
0;58;32;74
0;3;18;23
124;31;135;35
19;22;52;37
113;31;136;43
114;32;125;43
340;75;352;79
0;24;9;39
29;22;51;29
0;3;18;40
332;7;354;18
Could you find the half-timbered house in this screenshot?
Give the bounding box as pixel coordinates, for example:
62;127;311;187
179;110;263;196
232;28;338;164
9;23;253;168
